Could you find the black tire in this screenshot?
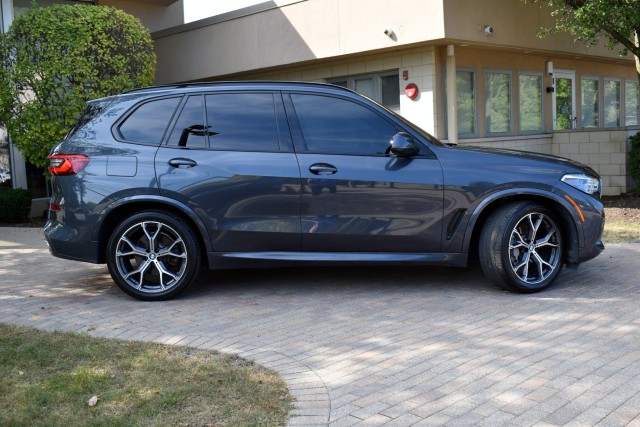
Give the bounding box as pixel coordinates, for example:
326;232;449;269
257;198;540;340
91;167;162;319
479;202;564;293
106;211;201;301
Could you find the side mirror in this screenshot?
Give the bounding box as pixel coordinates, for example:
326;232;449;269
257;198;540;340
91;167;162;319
389;132;419;157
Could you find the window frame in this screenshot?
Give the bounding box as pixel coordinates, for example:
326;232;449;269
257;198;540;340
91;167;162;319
603;77;621;128
580;76;600;128
483;68;514;136
284;92;402;157
624;79;640;127
455;67;479;139
328;70;400;110
518;71;545;135
113;95;183;146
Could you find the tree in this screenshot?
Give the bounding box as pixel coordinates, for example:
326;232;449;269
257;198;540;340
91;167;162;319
524;0;640;80
0;4;156;168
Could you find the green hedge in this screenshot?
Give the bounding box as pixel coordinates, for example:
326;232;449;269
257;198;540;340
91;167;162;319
0;188;31;223
630;132;640;195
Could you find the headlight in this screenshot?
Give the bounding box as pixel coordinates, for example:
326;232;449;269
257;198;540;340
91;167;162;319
561;174;600;195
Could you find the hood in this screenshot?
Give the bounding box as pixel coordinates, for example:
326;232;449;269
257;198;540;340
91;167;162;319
448;145;600;178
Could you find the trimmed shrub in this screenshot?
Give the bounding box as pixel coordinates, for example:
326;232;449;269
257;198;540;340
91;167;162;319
0;188;31;223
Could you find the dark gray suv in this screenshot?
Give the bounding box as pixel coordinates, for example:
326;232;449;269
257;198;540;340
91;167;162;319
44;82;605;300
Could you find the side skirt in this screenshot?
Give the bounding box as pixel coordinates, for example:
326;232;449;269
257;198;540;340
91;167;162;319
207;251;468;269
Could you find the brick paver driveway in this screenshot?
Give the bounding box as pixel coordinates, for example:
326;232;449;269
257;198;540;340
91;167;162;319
1;227;640;426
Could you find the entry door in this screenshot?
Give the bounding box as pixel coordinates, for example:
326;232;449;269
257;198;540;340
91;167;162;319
553;71;576;130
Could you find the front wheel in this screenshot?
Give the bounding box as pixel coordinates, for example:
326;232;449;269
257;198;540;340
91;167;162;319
479;202;564;293
106;211;201;301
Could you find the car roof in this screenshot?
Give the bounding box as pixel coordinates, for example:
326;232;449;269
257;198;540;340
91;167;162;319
123;81;355;96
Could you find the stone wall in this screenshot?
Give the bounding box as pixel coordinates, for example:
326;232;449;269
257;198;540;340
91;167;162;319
461;130;634;196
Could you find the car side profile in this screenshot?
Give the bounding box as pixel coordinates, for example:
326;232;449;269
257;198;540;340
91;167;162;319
44;82;605;300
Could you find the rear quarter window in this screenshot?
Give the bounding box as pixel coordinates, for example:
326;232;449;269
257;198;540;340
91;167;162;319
117;97;181;145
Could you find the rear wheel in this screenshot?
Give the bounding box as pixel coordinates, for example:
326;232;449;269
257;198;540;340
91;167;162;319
106;211;201;301
479;202;564;293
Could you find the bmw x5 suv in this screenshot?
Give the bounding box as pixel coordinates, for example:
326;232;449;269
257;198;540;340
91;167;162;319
45;82;605;300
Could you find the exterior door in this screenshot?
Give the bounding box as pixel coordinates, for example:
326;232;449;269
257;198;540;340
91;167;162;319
285;93;444;253
553;71;576;130
155;92;301;252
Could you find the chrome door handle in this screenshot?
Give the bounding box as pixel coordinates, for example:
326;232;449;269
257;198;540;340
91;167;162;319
309;163;338;176
168;158;197;168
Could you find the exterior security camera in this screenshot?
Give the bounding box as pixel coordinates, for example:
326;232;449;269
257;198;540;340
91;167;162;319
384;28;394;37
484;26;494;35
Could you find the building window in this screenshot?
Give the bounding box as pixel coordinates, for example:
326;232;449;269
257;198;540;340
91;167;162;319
519;73;544;133
330;71;400;111
625;80;640;126
581;77;599;128
456;69;476;137
604;79;621;128
485;70;513;134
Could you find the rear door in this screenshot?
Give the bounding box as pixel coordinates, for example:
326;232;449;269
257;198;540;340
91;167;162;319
284;92;444;253
155;91;301;252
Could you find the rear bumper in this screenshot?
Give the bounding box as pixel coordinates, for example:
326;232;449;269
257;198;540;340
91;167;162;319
44;220;101;264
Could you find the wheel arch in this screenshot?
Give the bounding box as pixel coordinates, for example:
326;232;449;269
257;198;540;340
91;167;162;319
92;196;212;265
463;190;583;265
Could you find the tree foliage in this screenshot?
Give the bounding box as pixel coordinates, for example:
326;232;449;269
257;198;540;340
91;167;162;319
0;5;156;168
525;0;640;77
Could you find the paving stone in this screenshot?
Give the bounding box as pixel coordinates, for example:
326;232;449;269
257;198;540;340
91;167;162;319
2;228;640;427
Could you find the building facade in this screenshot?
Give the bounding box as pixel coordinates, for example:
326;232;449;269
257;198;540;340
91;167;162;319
3;0;638;201
102;0;640;195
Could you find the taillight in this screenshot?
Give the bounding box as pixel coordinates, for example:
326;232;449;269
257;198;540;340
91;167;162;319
47;154;89;176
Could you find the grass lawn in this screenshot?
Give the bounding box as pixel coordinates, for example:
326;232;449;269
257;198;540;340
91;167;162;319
603;219;640;243
0;323;292;426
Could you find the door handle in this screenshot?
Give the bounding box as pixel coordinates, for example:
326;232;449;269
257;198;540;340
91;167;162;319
309;163;338;176
168;158;197;168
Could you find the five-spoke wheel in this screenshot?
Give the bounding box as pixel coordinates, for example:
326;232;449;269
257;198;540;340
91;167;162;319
107;211;201;300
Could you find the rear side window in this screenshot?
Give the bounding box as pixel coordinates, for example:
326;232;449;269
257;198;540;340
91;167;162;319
118;97;181;145
167;96;207;148
205;93;279;151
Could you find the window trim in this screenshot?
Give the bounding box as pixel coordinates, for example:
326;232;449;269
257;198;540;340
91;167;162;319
624;79;640;127
113;95;183;146
484;68;514;136
518;71;545;135
455;67;479;139
284;92;404;157
580;76;601;129
328;70;401;110
603;77;622;128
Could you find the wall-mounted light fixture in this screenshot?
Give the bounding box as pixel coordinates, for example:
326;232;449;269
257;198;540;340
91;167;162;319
546;61;554;77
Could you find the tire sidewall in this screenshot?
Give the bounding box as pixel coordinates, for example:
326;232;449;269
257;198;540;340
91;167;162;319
106;211;200;301
499;204;564;292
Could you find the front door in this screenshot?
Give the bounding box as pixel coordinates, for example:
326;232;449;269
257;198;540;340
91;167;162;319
285;93;444;253
553;70;576;130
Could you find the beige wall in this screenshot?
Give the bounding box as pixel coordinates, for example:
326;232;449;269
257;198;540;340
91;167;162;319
153;0;446;84
98;0;183;33
443;0;631;60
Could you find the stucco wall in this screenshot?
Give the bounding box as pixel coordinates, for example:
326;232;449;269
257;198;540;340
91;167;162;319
238;47;438;135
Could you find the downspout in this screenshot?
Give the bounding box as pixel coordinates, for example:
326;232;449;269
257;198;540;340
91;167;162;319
446;44;458;145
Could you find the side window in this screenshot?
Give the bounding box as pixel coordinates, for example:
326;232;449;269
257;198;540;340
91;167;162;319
205;93;279;151
118;97;181;145
290;94;396;155
167;96;207;148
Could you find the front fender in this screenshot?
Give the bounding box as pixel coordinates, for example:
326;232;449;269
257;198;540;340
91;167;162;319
460;188;584;258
